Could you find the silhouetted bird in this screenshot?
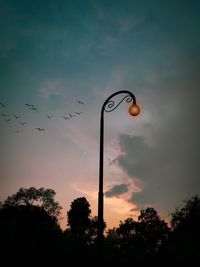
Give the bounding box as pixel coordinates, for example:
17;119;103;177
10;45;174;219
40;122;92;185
25;104;34;108
5;119;11;122
75;112;83;115
62;115;70;120
67;113;75;118
1;114;9;117
20;122;27;125
46;114;53;119
36;128;45;131
30;107;38;111
108;157;118;166
13;114;21;119
0;102;7;108
76;100;85;105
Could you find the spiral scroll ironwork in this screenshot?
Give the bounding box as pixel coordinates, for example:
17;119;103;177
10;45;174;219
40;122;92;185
103;94;133;113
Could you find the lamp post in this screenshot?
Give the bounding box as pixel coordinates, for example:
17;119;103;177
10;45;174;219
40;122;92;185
97;90;140;256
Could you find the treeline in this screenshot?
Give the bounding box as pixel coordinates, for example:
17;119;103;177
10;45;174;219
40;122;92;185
0;187;199;265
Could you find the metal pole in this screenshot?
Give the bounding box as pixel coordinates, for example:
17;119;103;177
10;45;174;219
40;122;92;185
98;111;104;258
97;90;139;260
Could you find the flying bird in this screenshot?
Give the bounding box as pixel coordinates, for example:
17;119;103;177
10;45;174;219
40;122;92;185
75;112;83;115
20;122;27;125
25;104;34;107
76;100;85;105
30;107;38;111
13;114;21;119
0;102;7;108
46;114;53;119
108;157;118;166
67;113;75;118
62;115;70;120
36;127;45;131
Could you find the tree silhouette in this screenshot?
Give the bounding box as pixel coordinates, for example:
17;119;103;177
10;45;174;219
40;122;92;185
64;197;94;264
1;187;199;265
0;205;63;265
2;187;62;218
66;198;106;245
107;218;148;263
87;215;106;246
106;207;170;264
171;195;200;231
138;207;170;255
160;195;200;263
67;197;91;242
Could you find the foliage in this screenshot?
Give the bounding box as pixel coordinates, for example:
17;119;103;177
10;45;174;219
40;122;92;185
0;204;63;264
138;207;170;254
2;187;62;218
88;215;106;244
106;207;170;263
67;197;91;237
158;195;200;264
171;195;200;231
66;198;105;247
1;188;199;264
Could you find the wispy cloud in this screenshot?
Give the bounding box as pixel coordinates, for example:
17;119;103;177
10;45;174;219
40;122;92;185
118;15;146;33
72;179;140;224
38;79;71;99
105;183;129;197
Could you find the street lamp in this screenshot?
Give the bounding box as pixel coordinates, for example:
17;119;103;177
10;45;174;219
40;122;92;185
97;90;140;254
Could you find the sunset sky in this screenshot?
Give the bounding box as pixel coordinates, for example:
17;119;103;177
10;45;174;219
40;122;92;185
0;0;199;229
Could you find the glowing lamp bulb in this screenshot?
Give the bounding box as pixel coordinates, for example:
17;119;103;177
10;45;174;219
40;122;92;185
129;103;140;116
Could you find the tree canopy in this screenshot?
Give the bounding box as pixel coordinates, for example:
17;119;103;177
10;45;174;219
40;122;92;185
0;204;63;265
138;207;170;253
171;195;200;231
106;207;170;264
1;187;199;265
158;195;200;264
1;187;62;218
67;197;91;234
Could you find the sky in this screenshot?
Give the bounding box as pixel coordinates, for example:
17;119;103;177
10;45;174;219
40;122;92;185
0;0;199;229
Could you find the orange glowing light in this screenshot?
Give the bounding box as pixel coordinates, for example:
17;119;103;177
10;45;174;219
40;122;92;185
129;103;140;116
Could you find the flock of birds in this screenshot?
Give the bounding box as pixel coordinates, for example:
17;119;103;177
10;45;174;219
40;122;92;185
0;100;85;133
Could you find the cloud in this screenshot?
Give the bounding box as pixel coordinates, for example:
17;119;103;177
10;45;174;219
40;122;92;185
117;82;200;214
72;181;139;226
105;184;129;198
39;79;70;99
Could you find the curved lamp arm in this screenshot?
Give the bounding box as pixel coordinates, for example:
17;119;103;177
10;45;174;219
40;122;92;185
101;90;136;114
